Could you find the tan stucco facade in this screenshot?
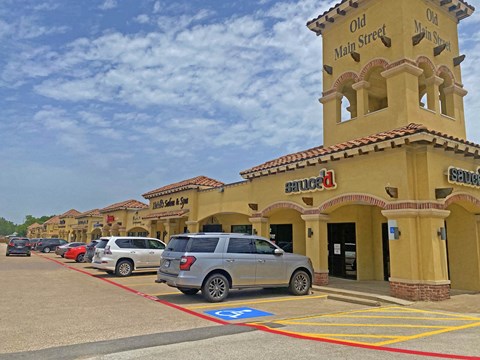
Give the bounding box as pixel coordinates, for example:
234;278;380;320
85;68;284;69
40;0;478;301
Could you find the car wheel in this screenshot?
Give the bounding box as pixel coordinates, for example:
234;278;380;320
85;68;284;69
115;260;133;277
76;253;85;263
202;273;229;302
61;254;64;258
27;253;31;257
289;270;311;296
43;247;51;253
6;253;9;256
179;288;199;296
106;270;114;275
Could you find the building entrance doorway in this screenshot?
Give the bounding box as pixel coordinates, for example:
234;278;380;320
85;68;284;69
328;223;356;279
202;224;223;232
381;223;391;281
270;224;293;252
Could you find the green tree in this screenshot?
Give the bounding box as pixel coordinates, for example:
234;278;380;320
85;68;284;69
0;217;16;236
14;215;54;236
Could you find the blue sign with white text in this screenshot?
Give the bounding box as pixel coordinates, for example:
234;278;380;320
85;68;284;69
205;307;273;320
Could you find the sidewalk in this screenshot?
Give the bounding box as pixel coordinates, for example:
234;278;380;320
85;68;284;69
318;277;480;314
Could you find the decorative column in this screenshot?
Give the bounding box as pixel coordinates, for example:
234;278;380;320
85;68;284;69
382;208;451;301
249;217;269;238
301;213;329;286
425;75;444;112
185;220;200;233
352;80;369;117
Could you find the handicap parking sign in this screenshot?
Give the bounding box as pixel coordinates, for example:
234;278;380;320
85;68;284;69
205;307;273;320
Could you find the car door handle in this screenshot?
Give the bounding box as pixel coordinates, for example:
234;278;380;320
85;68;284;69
257;259;266;263
149;251;155;254
225;259;235;262
130;251;136;254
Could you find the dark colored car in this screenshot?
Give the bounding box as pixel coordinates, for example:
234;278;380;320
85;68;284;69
29;238;42;250
6;238;31;257
36;239;68;253
84;240;100;263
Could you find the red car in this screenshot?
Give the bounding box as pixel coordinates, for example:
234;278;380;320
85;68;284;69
64;245;86;263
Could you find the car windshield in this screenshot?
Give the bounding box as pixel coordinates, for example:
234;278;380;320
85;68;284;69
12;239;28;246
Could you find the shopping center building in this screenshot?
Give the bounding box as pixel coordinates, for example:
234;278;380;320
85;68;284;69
31;0;479;301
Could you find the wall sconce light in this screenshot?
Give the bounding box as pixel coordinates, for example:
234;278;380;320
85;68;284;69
380;35;391;48
434;43;447;56
217;186;224;193
385;186;398;198
307;228;314;238
435;187;453;199
453;54;466;66
351;51;360;62
248;203;258;211
437;227;447;240
302;197;313;206
253;229;258;235
412;31;426;46
323;64;333;75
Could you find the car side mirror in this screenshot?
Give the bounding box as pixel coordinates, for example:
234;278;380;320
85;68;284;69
274;248;284;256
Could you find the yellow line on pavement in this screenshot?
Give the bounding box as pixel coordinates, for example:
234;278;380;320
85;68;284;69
373;321;480;347
187;294;328;310
309;334;404;339
387;307;480;320
277;321;448;329
330;315;477;321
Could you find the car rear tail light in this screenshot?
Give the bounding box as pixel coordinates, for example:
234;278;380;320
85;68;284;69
104;246;112;255
179;256;196;271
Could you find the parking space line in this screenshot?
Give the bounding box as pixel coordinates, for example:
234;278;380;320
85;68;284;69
148;292;183;296
277;321;448;329
187;294;328;310
329;315;479;321
374;321;480;347
111;282;159;287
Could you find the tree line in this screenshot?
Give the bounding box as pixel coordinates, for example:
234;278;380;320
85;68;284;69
0;215;54;237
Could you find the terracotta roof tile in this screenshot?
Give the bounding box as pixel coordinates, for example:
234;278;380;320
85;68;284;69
100;200;148;213
142;176;224;199
76;209;101;218
59;209;82;218
27;222;42;229
44;216;60;225
307;0;474;30
240;123;480;179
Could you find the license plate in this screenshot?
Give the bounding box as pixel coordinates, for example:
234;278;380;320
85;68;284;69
164;260;170;268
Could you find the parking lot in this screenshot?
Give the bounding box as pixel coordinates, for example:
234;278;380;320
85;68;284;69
1;244;480;359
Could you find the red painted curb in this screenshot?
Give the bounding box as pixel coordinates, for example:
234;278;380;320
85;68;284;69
36;253;480;360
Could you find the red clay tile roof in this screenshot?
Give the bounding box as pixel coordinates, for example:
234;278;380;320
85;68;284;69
142;176;225;199
44;216;60;225
76;209;101;218
59;209;82;218
100;200;148;213
142;210;189;220
240;123;480;179
307;0;474;32
27;222;42;229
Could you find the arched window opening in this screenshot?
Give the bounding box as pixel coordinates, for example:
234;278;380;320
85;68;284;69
339;80;357;122
438;72;454;118
365;67;388;113
418;62;434;110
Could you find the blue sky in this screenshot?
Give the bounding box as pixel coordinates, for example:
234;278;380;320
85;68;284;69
0;0;479;224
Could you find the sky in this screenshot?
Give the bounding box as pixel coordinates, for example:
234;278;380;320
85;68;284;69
0;0;479;225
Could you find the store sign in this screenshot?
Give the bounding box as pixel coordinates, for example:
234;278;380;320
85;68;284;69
132;214;143;225
413;8;451;52
448;166;480;188
106;215;115;223
78;220;88;225
153;197;189;210
334;13;388;60
285;169;337;194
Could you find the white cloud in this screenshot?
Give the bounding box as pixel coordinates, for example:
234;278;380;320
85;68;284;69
134;14;150;24
99;0;117;10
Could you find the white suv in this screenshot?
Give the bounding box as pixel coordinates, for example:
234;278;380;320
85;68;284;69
92;236;166;277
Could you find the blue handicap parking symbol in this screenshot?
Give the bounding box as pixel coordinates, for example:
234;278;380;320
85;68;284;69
205;307;273;320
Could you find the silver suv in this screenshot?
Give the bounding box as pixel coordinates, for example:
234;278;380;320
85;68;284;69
92;236;166;277
156;233;313;302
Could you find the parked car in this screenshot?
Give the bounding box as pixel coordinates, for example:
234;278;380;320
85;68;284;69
92;237;166;276
55;242;86;257
6;238;31;257
84;240;100;263
36;239;68;253
64;245;87;262
156;233;313;302
29;238;41;250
